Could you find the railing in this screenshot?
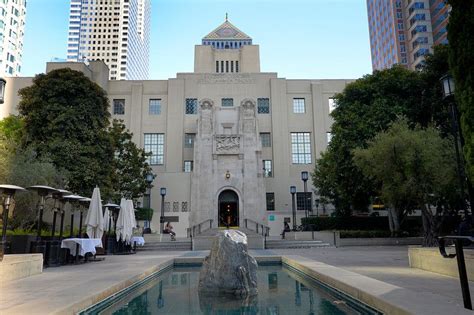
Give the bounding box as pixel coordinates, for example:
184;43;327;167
438;235;474;310
244;218;270;236
187;219;213;238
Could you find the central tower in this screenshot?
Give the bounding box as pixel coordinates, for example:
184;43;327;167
194;18;261;74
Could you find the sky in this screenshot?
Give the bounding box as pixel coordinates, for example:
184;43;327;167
22;0;372;80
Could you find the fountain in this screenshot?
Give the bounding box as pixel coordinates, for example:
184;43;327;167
198;230;258;297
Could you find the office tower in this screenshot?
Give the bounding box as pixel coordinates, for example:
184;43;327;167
367;0;450;71
67;0;151;80
0;0;27;76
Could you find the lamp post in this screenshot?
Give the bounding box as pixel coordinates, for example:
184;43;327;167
301;171;309;220
0;184;25;261
441;74;474;214
0;77;6;104
144;171;156;233
290;186;297;231
160;187;166;234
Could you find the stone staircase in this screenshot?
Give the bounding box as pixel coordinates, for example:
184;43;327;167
193;228;265;250
137;234;192;251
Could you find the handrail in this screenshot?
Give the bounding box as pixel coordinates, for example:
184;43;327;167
187;219;213;238
244;218;270;237
438;235;474;310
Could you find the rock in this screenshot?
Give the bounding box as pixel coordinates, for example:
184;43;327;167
198;230;258;297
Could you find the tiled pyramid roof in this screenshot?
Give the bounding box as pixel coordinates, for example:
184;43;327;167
203;20;252;40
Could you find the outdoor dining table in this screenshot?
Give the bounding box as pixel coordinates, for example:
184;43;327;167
61;238;103;257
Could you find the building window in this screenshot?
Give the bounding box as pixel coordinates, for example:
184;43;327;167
222;98;233;107
236;61;239;73
149;99;161;115
266;193;275;211
328;98;336;113
216;61;219;73
263;160;272;177
173;201;179;212
260;133;271;147
164;202;170;212
184;133;195;148
144;133;164;165
293;98;305;113
184;160;193;172
297;192;312;211
181;202;188;212
113;99;125;115
257;98;270;114
291;132;311;164
185;98;198;114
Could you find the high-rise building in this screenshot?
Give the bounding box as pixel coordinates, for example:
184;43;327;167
0;0;27;76
367;0;450;71
67;0;151;80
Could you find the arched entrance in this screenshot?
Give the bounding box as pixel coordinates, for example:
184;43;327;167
218;190;239;228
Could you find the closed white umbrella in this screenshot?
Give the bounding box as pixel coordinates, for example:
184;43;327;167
103;207;111;232
116;198;132;244
127;200;137;231
84;187;104;241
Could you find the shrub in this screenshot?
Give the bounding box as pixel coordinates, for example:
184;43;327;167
301;216;423;233
339;230;392;238
135;207;154;221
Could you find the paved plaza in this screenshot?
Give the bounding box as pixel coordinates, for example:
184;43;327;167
1;246;473;314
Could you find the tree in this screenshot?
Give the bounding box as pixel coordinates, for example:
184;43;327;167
108;119;151;201
353;119;460;245
17;68;113;196
447;0;474;181
0;116;66;229
313;66;425;216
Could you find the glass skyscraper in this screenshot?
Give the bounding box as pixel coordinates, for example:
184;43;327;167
67;0;151;80
0;0;27;76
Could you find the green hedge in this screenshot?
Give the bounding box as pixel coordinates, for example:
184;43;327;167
301;216;422;233
135;207;154;221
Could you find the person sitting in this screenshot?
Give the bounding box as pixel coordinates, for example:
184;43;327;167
164;222;176;241
281;222;291;239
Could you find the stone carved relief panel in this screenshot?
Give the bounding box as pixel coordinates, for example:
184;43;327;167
197;74;256;84
215;135;240;154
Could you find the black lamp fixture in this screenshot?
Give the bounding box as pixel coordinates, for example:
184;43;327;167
0;78;6;104
441;74;455;98
290;185;297;231
160;187;167;234
144;171;155;233
0;184;25;260
301;171;309;220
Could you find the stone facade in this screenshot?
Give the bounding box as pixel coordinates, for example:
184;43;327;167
1;20;353;236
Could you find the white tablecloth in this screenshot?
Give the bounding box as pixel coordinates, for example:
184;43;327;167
61;238;103;256
131;236;145;246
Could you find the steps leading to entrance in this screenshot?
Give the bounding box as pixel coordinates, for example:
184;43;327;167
265;239;331;249
192;228;265;250
137;240;192;251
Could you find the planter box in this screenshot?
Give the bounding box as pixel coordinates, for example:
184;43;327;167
0;254;43;281
339;237;423;247
408;246;474;278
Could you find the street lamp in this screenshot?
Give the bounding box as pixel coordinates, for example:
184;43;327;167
144;171;156;234
290;186;297;231
160;187;166;234
441;74;474;213
0;78;6;104
301;171;309;220
0;184;25;261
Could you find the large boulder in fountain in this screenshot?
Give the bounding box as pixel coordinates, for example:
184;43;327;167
198;230;258;297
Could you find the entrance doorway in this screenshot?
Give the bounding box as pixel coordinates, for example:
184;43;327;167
218;190;239;228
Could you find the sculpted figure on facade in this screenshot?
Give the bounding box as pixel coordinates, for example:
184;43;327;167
215;135;240;154
199;98;214;134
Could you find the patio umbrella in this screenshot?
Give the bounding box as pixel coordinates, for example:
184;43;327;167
116;198;132;244
84;187;104;240
127;200;137;231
